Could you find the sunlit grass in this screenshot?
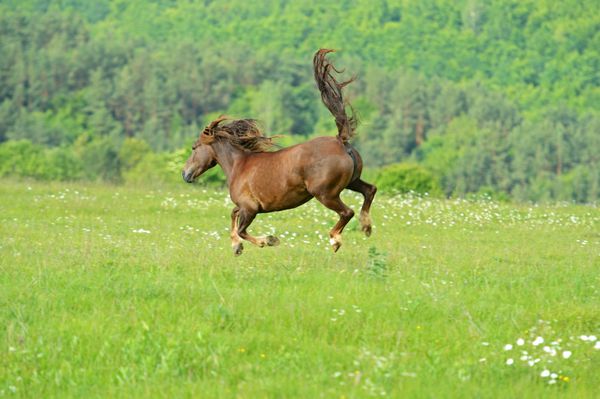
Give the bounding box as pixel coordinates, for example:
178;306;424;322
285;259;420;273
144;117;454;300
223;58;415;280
1;180;598;398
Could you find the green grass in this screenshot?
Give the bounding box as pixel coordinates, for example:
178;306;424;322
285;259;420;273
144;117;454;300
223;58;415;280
1;180;598;398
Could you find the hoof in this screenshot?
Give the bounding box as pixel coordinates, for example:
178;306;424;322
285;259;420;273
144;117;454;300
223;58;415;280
233;243;244;256
266;235;280;247
362;224;372;237
360;213;372;237
330;237;342;253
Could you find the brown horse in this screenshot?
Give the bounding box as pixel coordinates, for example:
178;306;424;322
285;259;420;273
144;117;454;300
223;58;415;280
182;49;376;255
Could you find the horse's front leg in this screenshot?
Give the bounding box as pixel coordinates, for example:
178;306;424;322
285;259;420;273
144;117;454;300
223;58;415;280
234;208;280;256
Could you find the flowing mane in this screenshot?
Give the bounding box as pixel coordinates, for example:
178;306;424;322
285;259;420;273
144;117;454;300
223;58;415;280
196;118;278;153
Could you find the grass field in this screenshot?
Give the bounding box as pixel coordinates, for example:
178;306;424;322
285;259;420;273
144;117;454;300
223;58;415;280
1;180;598;398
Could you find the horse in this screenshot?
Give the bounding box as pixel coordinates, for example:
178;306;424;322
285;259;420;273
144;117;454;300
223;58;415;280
182;49;377;255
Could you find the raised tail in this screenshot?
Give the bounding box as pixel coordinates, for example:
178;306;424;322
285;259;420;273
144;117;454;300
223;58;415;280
313;49;357;143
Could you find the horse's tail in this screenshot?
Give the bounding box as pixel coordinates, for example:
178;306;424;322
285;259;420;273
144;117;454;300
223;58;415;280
313;49;357;143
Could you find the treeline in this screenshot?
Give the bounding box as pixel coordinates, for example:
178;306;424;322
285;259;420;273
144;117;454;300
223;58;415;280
0;0;598;202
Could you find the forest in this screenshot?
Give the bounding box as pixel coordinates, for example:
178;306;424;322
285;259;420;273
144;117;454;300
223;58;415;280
0;0;598;202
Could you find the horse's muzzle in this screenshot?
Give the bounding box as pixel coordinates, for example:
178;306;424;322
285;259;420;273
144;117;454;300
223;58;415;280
182;170;193;183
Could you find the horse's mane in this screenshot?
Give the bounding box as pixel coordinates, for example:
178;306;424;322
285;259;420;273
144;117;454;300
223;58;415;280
197;117;278;153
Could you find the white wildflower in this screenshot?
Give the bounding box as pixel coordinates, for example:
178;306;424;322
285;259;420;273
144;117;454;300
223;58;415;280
562;350;572;359
540;370;550;378
516;338;525;346
506;358;514;365
504;344;513;351
532;336;544;346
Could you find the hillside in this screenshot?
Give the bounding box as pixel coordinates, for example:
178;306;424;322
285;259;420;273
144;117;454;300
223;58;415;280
0;0;599;201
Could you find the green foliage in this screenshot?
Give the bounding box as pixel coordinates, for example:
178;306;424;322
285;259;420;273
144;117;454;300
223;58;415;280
76;136;121;182
469;186;511;203
0;140;47;178
44;146;84;180
0;140;82;180
123;148;226;187
557;166;599;204
365;246;387;279
375;163;441;196
0;0;598;202
119;137;151;171
123;152;180;186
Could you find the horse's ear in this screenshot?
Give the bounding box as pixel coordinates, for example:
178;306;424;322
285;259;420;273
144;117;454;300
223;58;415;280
206;115;228;131
200;115;228;141
200;132;215;145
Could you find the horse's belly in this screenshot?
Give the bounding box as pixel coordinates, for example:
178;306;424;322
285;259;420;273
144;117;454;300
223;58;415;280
254;181;312;212
261;191;312;212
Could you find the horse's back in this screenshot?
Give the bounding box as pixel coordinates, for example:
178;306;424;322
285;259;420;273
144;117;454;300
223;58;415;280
285;136;357;192
233;136;357;212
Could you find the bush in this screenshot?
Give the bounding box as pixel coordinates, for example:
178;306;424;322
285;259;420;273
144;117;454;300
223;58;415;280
556;166;599;203
123;152;179;185
375;162;441;195
0;140;46;178
123;148;226;187
76;136;122;182
167;148;226;187
0;139;228;187
467;186;510;202
0;140;84;181
119;137;152;171
44;147;83;180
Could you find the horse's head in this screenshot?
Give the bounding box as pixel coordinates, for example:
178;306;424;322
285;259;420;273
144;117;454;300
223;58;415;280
181;117;227;183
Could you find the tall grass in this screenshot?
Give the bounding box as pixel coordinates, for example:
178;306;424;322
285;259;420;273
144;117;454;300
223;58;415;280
1;180;598;398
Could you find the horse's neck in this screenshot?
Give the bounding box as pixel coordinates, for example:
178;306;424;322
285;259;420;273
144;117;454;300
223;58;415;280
212;141;246;181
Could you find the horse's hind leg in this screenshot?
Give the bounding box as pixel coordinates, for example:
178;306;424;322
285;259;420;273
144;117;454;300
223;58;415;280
347;179;377;237
235;209;280;255
314;195;354;252
230;207;244;256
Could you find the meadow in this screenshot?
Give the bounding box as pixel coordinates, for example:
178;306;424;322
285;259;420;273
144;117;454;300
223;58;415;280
1;180;598;398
